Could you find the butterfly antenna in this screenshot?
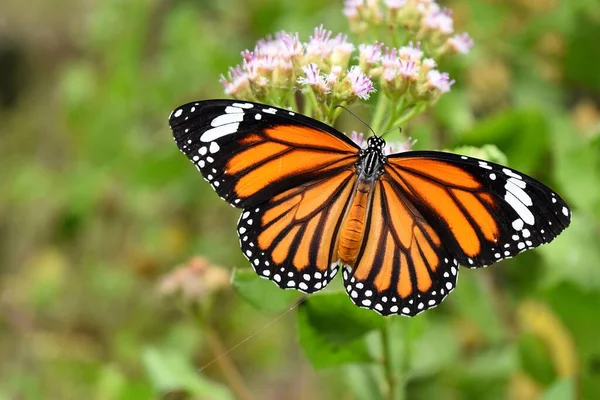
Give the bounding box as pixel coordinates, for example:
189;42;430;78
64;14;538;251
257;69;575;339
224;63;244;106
379;125;403;140
197;297;305;372
335;105;376;137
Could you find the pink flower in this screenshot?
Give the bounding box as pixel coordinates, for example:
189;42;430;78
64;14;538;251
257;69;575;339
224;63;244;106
359;42;383;65
298;63;329;94
426;70;455;93
447;33;474;54
423;8;454;34
385;0;406;10
383;137;416;155
399;41;423;62
344;0;364;18
220;65;249;96
399;60;420;81
345;66;376;100
350;131;365;147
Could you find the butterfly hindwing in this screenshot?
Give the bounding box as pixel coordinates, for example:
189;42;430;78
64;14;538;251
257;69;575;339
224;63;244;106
342;179;459;316
237;170;358;292
169;100;360;208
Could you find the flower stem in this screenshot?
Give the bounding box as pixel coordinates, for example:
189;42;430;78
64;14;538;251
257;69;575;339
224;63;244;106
389;102;427;130
190;306;254;400
381;319;406;400
371;94;390;134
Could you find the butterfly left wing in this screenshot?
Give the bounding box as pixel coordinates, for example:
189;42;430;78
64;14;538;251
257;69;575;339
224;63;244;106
342;150;571;317
384;151;571;267
169;100;360;208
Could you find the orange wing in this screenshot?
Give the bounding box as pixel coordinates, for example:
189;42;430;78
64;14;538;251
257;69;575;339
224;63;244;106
169;100;360;208
343;151;570;316
385;151;570;268
238;170;357;292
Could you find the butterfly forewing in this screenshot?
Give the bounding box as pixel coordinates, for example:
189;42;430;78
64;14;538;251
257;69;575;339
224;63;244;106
385;151;571;267
169;100;360;208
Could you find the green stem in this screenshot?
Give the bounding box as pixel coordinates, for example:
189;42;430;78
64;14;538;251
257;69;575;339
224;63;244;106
389;102;427;131
371;94;390;135
189;305;254;400
381;319;406;400
289;89;299;112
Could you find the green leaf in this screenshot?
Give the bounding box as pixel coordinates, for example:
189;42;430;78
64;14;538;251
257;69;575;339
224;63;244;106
457;109;549;173
410;319;460;378
542;379;575;400
450;144;508;164
231;269;300;313
518;333;557;385
450;271;507;343
538;212;600;290
434;89;474;136
552;123;600;218
297;292;385;368
142;347;233;399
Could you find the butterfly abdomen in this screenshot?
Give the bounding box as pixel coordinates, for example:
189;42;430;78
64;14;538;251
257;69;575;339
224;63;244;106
338;179;374;265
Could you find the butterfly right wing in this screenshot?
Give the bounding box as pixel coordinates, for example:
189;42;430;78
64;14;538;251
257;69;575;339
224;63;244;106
238;170;358;293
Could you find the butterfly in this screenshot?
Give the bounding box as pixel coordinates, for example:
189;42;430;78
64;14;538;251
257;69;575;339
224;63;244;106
169;99;571;317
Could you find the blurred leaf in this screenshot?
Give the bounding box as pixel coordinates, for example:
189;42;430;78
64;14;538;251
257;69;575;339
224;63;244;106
518;334;557;385
410;319;460;378
538;212;600;290
564;14;600;95
450;144;508;164
544;284;600;398
231;269;300;313
461;345;518;380
552;123;600;218
542;379;575;400
434;89;474;136
344;364;384;400
297;293;384;368
458;109;549;173
450;272;507;343
142;347;233;399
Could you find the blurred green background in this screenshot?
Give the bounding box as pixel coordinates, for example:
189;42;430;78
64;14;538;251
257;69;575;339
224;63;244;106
1;0;599;399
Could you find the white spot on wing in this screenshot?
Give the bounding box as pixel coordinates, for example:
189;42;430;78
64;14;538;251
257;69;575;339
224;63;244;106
211;113;244;127
503;168;522;180
225;106;243;114
174;109;183;118
209;142;220;153
201;123;239;142
505;179;532;206
505;192;535;225
512;218;524;231
232;102;253;109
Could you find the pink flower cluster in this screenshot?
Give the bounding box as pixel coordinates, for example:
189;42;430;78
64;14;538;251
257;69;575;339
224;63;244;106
360;41;454;101
344;0;474;55
220;26;375;104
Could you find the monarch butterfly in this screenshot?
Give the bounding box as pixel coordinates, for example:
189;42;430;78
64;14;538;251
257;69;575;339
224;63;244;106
169;100;570;317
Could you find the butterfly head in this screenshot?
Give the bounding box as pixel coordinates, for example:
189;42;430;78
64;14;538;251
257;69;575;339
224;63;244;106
357;136;387;180
367;136;386;150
